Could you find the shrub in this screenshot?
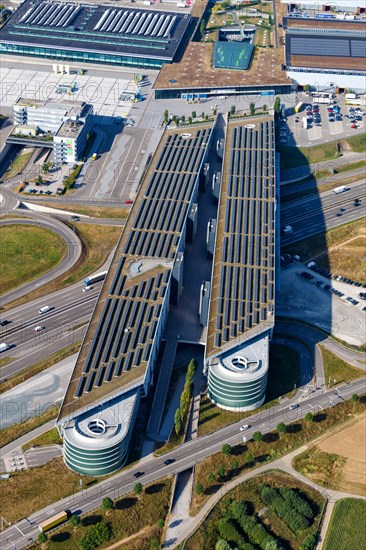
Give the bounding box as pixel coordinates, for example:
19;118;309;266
231;459;239;470
253;431;263;442
261;485;278;506
195;483;204;496
352;393;360;402
218;518;246;548
101;497;113;511
215;541;232;550
69;514;81;527
38;532;48;543
228;500;247;520
300;533;317;550
279;487;314;518
217;466;226;478
305;412;313;422
192;111;196;118
134;482;143;495
208;472;216;483
79;521;112;550
222;443;232;455
277;422;286;433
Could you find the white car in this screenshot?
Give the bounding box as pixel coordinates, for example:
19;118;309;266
288;403;299;411
34;325;45;332
83;286;92;292
240;424;250;432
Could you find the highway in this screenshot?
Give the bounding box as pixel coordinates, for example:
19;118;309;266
1;376;365;550
0;215;82;307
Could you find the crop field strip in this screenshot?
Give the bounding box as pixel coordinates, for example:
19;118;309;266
59;125;212;419
207;118;276;356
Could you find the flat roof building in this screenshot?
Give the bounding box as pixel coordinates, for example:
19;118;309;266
0;0;191;68
12;98;93;163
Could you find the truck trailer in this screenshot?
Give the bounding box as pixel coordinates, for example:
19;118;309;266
333;185;347;194
84;270;108;286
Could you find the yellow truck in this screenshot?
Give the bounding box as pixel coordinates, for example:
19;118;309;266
39;511;68;533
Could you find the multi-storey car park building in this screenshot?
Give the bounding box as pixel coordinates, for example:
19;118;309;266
0;0;191;68
205;119;277;411
57;116;277;476
12;98;93;163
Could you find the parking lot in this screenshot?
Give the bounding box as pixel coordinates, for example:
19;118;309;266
279;96;365;146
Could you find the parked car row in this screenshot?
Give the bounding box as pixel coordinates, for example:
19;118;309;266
309;264;366;288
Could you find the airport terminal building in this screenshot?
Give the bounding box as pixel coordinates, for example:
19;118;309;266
0;0;191;68
58;116;278;476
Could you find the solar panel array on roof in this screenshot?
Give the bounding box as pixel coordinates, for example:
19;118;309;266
93;9;177;38
20;2;81;28
69;128;211;401
207;120;276;356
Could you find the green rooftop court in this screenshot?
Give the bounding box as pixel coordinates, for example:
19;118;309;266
213;41;254;70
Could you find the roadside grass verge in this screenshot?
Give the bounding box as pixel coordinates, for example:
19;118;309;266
1;223;121;310
22;427;63;451
185;471;325;550
197;343;300;437
293;447;346;491
43;479;172;550
0;225;67;295
282;217;366;283
323;499;366;550
0;457;98;525
0;339;82;394
191;397;365;515
0;357;15;367
320;346;364;387
36;202;130;220
0;405;59;449
278;133;366;170
3;149;34;180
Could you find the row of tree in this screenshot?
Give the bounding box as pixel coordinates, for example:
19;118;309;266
261;485;312;532
174;358;197;436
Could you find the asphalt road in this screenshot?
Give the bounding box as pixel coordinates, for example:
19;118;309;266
1;377;365;550
0;215;82;307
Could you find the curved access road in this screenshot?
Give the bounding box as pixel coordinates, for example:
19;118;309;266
0;215;82;307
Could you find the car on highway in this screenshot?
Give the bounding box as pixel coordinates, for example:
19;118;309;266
83;286;92;292
34;325;45;332
0;320;9;326
71;215;80;221
164;458;175;465
240;424;250;431
124;200;133;205
353;198;361;206
288;403;299;410
133;471;144;478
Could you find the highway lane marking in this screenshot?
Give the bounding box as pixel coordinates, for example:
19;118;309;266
46;509;55;515
14;525;25;536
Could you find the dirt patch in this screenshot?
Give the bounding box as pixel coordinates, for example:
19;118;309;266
317;415;366;496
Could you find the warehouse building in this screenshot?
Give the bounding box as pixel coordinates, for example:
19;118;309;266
0;0;191;68
283;16;366;91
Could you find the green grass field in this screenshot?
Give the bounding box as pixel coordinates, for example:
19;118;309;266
320;346;364;387
323;499;366;550
278;133;366;170
3;149;33;180
0;225;67;295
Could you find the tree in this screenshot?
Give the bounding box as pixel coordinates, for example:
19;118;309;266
213;108;217;115
222;443;232;455
181;114;185;123
274;97;281;113
163;109;169;123
268;14;273;25
304;412;313;422
263;104;268;112
200;17;206;38
249;102;256;116
38;532;48;543
216;540;232;550
277;422;286;433
150;537;161;549
192;111;196;118
79;521;112;550
208;472;216;483
102;497;113;511
245;452;254;465
230;105;236;115
195;483;204;496
69;514;81;527
228;500;247;520
352;393;360;402
42;162;50;174
217;466;226;478
188;116;193;124
201;112;205;118
157;518;164;529
253;431;263;442
231;459;239;469
36;174;43;186
174;407;182;435
304;84;312;92
134;482;143;495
